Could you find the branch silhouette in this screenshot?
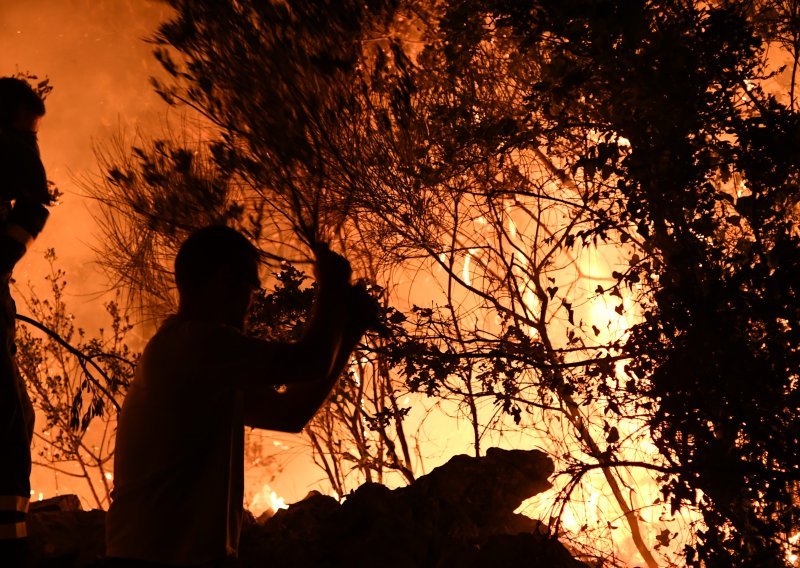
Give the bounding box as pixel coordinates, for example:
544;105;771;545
16;313;130;412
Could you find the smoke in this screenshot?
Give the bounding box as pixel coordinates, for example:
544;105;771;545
1;0;170;311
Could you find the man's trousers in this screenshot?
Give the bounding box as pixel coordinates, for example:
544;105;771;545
0;278;34;564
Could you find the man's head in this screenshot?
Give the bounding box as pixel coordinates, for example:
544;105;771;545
0;77;45;133
175;226;261;326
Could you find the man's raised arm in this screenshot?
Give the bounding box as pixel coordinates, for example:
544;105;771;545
243;284;373;432
211;244;372;431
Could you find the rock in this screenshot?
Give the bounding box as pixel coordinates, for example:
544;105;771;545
27;509;105;568
28;448;587;567
29;494;83;514
441;532;588;568
401;447;554;539
241;448;586;567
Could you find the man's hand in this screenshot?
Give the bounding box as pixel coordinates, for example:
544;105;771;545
346;283;385;335
313;243;352;290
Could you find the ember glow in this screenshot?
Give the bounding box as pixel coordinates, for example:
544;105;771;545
789;532;800;565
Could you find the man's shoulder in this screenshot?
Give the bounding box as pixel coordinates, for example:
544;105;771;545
152;315;244;342
140;315;288;392
132;317;246;396
144;315;253;365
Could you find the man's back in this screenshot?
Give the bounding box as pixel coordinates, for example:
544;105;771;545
107;316;246;566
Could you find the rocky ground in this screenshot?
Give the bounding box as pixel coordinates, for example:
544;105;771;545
28;448;587;567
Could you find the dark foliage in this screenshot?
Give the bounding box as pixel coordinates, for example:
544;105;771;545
456;0;800;563
90;0;800;564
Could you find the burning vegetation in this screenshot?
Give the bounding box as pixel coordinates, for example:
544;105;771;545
14;0;800;566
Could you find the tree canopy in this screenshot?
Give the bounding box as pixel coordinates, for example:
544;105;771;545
91;0;800;565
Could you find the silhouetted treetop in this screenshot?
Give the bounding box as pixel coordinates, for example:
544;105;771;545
91;1;800;565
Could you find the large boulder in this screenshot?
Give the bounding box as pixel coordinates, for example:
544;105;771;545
27;496;104;568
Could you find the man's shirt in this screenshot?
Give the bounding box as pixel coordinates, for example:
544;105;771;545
0;128;50;241
106;315;280;566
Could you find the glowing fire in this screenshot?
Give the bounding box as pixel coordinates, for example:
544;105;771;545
247;484;288;518
788;532;800;565
452;195;701;566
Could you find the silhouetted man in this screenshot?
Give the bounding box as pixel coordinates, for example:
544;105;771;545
0;77;51;566
106;226;371;567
